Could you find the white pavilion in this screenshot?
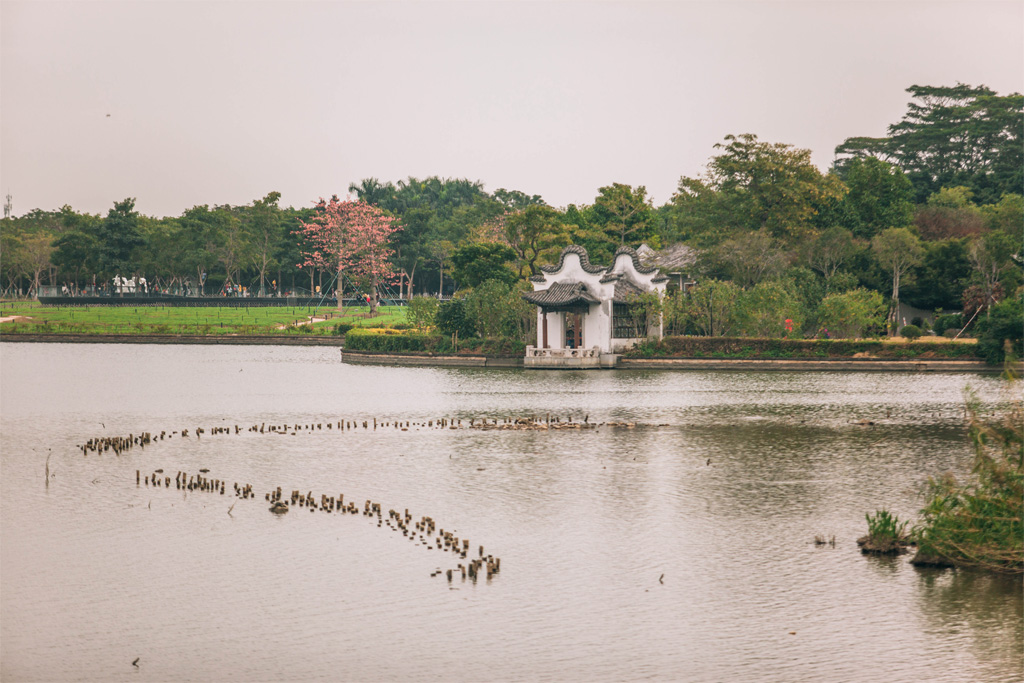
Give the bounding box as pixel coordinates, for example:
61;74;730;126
522;245;668;368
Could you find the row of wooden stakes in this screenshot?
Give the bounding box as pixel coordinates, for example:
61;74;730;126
82;415;649;459
137;469;254;498
134;468;501;584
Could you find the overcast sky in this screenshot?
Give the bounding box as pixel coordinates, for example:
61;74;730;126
1;0;1021;218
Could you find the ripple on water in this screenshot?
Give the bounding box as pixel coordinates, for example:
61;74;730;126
1;343;1019;682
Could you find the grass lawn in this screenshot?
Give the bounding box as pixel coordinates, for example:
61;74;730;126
0;301;408;336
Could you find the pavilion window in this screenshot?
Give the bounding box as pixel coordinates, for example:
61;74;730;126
612;303;647;339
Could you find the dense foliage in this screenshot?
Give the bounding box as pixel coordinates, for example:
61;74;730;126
621;336;978;360
2;81;1020;352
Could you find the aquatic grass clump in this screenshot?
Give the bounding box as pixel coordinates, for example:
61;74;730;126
858;509;911;554
911;389;1023;574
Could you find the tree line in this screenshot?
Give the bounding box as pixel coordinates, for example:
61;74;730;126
1;82;1020;340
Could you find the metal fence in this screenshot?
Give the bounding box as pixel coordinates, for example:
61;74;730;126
36;295;408;308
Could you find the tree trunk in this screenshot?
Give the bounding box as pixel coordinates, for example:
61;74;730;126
342;266;350;313
370;271;378;316
890;267;900;336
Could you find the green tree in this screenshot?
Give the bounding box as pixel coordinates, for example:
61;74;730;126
52;230;100;287
502;205;568;278
670;134;846;244
902;238;972;311
735;280;804;338
968;230;1021;313
493;188;545;211
713;229;788;289
347;177;396;207
973;294;1023;364
450;243;517;289
980;193;1024;235
211;206;254;291
245;191;283;296
179;205;224;295
685;279;742;336
836;84;1024;203
20;231;55;294
872;227;925;334
817;289;886;339
591;183;657;248
840;157;914;239
0;228;27;297
463;279;534;340
803;226;857;285
94;198;145;278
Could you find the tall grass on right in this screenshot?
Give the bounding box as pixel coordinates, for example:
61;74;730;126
912;368;1023;574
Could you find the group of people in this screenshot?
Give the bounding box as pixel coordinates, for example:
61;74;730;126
112;274;148;294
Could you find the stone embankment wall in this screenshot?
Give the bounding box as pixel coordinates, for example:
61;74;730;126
618;358;999;372
341;351;523;368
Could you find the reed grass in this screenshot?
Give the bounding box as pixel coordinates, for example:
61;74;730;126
911;380;1023;574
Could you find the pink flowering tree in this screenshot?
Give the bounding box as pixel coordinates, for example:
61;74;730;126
296;196;402;314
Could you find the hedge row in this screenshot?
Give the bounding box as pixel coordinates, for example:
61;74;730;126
626;336;980;360
344;330;525;356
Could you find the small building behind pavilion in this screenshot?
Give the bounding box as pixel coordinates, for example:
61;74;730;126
522;245;668;368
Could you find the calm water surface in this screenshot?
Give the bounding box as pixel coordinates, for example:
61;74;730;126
1;343;1020;682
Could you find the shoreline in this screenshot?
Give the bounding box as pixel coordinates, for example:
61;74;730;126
0;333;344;346
1;334;1004;372
341;349;1000;372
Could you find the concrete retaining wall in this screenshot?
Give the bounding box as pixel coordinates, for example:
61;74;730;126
341;351;523;368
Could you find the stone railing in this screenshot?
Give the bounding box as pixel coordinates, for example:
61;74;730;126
525;346;601;359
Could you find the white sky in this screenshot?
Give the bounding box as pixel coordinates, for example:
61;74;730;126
1;0;1022;218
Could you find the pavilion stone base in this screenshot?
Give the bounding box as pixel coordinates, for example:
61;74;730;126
524;346;620;369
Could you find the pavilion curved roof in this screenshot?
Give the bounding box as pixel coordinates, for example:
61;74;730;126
539;244;607;275
611;277;645;303
522;281;600;307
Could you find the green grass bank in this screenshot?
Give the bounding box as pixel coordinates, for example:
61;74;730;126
0;302;408;337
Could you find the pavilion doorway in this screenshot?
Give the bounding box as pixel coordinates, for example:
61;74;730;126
565;311;583;349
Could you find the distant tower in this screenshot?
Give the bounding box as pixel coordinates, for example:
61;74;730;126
3;192;10;219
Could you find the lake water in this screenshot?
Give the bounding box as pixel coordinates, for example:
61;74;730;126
1;343;1020;682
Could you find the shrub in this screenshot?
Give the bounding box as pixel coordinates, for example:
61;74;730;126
390;322;413;331
342;329;526;356
463;279;535;342
900;324;923;340
436;299;476;339
407;296;440;330
684;279;742;336
333;322;354;336
345;330;439;353
973;295;1023;365
735;280;803;338
621;335;979;360
942;328;960;339
933;313;963;336
817;288;886;339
